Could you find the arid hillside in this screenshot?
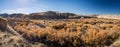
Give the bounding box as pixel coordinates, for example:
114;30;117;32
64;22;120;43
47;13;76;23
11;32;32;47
0;11;120;47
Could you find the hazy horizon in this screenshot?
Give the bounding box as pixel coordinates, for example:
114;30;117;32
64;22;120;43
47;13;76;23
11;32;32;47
0;0;120;14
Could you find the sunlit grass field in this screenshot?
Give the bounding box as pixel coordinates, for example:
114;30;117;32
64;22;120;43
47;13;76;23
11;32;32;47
8;18;120;47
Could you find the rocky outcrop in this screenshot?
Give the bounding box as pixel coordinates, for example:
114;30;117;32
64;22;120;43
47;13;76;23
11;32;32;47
0;17;7;31
0;17;22;36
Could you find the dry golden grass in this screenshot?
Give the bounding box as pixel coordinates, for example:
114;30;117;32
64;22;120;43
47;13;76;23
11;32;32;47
10;18;120;47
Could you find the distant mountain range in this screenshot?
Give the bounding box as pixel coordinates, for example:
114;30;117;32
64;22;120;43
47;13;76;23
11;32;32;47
0;11;120;19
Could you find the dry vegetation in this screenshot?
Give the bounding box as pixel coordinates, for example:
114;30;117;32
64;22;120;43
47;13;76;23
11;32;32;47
0;30;31;47
8;18;120;47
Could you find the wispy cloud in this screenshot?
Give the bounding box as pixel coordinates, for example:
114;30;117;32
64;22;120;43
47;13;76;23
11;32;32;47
16;0;37;4
1;8;31;14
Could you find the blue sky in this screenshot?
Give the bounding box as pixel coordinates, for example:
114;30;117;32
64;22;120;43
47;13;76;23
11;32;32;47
0;0;120;14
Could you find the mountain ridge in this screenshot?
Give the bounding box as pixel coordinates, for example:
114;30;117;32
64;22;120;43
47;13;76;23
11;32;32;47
0;11;120;19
